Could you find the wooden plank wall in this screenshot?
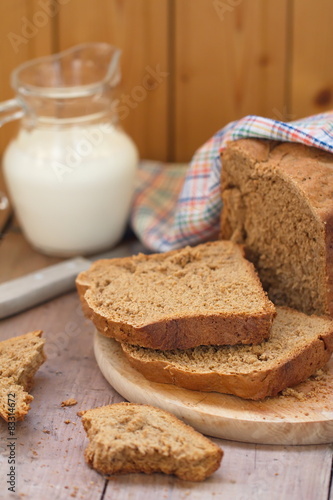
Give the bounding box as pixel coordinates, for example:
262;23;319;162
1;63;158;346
291;0;333;119
173;0;289;160
0;0;332;168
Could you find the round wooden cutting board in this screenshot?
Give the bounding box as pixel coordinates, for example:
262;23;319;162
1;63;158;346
94;332;333;446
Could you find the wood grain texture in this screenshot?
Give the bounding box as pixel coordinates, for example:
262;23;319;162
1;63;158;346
291;0;333;119
56;0;169;161
173;0;289;161
102;442;332;500
0;292;120;500
0;294;332;500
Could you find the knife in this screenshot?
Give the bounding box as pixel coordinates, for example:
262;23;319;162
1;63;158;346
0;239;148;319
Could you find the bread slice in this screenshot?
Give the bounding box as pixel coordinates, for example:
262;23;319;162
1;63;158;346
0;330;46;421
81;402;223;481
76;241;275;349
221;139;333;316
121;307;333;400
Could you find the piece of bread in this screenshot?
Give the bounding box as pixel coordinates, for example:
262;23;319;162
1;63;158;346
121;307;333;400
76;241;275;349
0;330;45;421
81;402;223;481
221;139;333;316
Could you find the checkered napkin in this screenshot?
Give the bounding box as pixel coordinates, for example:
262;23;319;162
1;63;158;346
131;111;333;252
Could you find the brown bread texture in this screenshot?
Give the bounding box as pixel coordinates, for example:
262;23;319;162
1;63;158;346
0;330;46;421
81;402;223;481
76;241;275;349
221;139;333;316
121;307;333;400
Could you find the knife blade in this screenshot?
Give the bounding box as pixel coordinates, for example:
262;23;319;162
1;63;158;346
0;239;149;319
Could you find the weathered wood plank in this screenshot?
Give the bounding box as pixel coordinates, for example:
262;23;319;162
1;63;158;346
0;233;332;499
0;292;116;500
102;442;332;500
1;291;332;500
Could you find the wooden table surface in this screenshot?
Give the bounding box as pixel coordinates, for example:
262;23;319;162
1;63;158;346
0;221;333;500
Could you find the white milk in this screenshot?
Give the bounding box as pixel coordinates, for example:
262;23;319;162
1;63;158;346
3;123;138;256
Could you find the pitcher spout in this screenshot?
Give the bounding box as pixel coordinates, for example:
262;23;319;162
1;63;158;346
11;42;122;98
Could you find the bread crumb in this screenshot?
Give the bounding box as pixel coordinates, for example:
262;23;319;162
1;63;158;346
280;388;307;401
64;420;71;424
310;368;326;381
61;398;78;407
77;411;85;417
43;430;51;434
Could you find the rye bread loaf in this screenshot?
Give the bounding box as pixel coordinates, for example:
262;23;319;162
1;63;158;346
81;402;223;481
0;330;46;421
76;241;275;349
221;139;333;316
121;307;333;400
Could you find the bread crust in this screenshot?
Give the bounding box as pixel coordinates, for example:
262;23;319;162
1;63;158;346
122;309;333;400
221;139;333;316
76;242;276;350
324;213;333;316
79;300;275;349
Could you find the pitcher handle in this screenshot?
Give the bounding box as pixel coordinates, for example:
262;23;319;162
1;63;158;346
0;192;9;210
0;98;24;127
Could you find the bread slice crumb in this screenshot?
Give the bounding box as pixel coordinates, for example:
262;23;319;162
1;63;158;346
76;241;275;349
81;402;223;481
122;307;333;400
0;331;45;421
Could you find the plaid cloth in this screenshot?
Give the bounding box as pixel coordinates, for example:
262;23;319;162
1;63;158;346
131;111;333;252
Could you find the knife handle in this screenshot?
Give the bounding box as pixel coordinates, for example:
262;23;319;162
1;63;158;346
0;257;90;319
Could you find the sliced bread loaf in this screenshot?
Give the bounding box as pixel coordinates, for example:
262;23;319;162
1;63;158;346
221;139;333;316
121;307;333;400
76;241;275;349
0;330;46;421
81;402;223;481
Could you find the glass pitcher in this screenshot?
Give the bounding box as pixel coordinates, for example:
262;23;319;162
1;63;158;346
0;43;138;256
